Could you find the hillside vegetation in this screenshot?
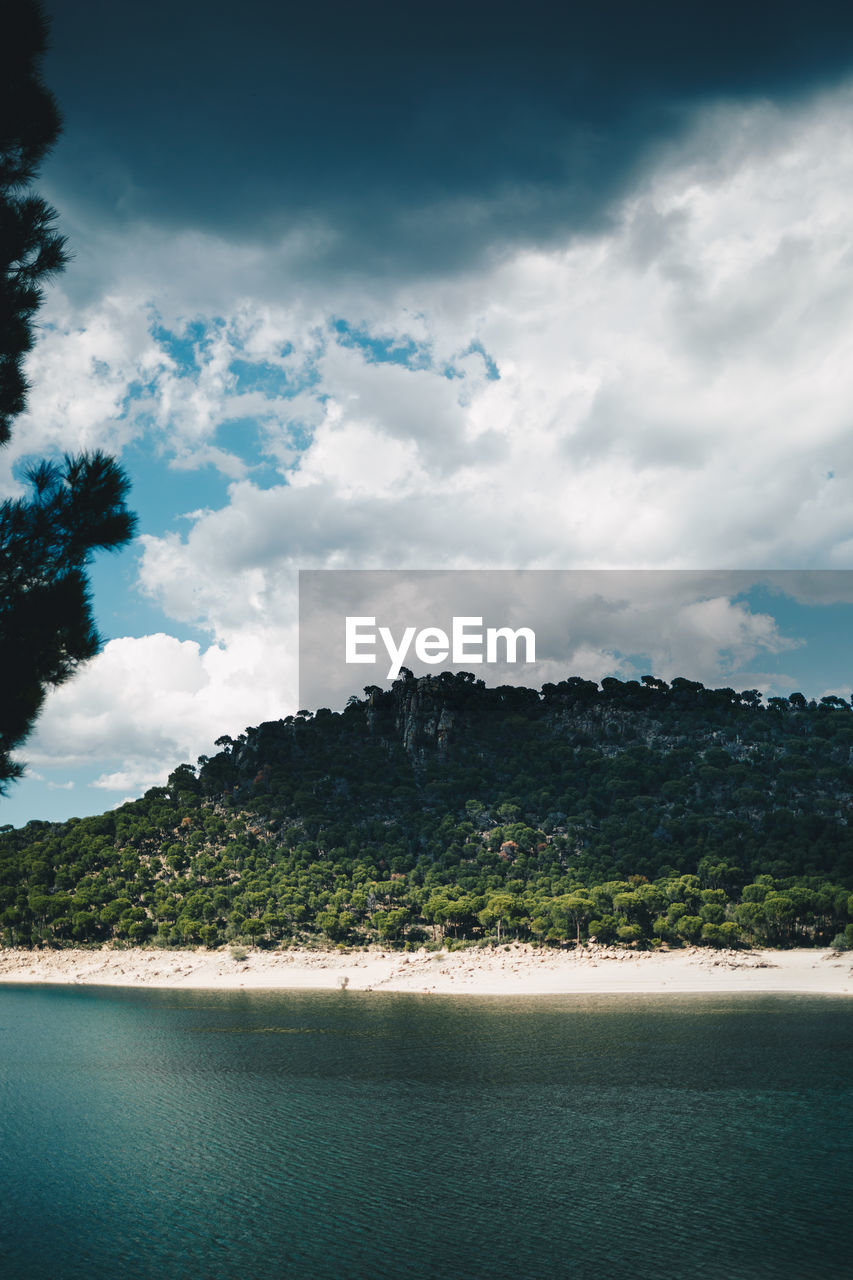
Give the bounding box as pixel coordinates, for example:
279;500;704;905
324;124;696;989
2;671;853;951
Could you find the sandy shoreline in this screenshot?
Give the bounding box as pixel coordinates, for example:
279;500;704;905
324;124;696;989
0;943;850;996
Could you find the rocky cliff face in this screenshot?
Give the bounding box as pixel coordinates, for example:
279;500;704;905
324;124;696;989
221;670;836;794
391;675;457;754
384;672;760;761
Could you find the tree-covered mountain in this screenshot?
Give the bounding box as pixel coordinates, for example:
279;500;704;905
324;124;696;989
2;670;853;951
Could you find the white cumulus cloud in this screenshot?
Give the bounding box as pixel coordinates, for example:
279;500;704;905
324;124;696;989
14;81;853;808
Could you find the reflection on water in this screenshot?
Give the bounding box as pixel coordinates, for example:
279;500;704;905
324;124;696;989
0;986;850;1280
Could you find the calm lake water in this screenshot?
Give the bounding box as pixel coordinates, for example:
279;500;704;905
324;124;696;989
0;986;850;1280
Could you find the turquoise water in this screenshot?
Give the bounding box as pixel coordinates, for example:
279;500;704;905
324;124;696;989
0;988;850;1280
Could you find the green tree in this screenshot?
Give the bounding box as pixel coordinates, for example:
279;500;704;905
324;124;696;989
375;906;411;941
0;3;136;789
243;918;266;945
551;892;592;945
676;915;703;944
0;1;66;443
479;891;521;943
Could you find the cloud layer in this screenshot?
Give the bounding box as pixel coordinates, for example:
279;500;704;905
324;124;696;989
41;0;853;277
13;81;853;811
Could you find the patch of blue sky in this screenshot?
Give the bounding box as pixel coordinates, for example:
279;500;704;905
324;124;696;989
733;581;853;699
214;415;272;470
113;376;166;448
2;752;179;830
2;767;107;829
227;357;302;397
283;419;315;455
243;457;288;488
121;437;231;534
86;548;212;648
123;373;159;404
83;436;227;644
332;315;503;387
149;315;226;374
611;581;853;700
214;414;258;449
214;412;318;485
461;341;500;381
267;423;316;479
441;342;501;382
331;318;432;370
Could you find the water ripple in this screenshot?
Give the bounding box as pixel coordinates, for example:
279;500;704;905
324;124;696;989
0;988;850;1280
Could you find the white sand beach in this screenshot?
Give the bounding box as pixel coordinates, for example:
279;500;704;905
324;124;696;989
0;943;850;995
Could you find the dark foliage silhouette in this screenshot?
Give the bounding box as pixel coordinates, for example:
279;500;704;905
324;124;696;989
0;2;135;789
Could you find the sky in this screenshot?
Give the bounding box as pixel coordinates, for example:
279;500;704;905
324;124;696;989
6;0;853;825
297;570;853;711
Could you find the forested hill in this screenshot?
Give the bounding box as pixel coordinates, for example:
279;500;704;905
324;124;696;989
2;671;853;951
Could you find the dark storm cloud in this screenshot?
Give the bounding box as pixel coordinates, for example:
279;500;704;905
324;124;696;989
40;0;853;276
